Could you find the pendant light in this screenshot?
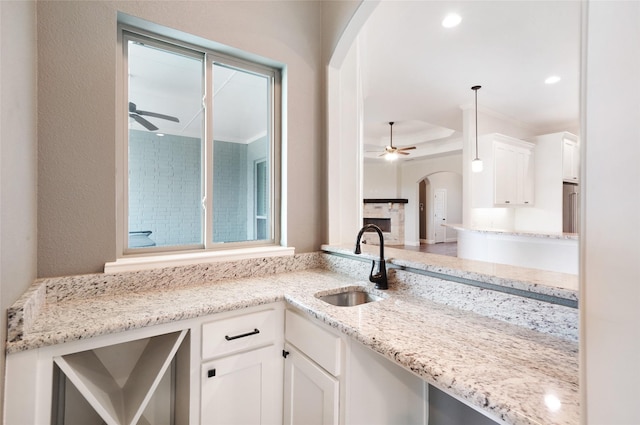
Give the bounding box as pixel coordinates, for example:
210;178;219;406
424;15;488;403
471;85;483;173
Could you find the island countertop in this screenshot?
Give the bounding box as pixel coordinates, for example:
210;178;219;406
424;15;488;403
443;223;579;241
6;253;578;425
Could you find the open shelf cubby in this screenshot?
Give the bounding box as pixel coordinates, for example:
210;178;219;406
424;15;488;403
53;330;189;425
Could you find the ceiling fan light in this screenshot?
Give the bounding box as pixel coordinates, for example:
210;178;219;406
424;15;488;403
386;152;398;161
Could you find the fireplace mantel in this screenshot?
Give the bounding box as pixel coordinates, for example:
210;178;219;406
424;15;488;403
363;198;408;204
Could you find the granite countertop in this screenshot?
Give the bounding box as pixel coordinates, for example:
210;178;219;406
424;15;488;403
443;223;579;241
322;243;579;302
6;253;578;425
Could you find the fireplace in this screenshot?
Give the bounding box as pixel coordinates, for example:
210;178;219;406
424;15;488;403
363;217;391;232
362;198;407;245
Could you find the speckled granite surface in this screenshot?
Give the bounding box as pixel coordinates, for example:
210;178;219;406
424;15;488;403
443;223;579;240
6;252;578;425
323;243;579;301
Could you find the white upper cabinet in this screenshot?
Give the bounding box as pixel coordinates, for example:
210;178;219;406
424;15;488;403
472;134;535;207
562;135;580;182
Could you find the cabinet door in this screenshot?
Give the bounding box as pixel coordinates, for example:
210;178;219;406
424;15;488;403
493;144;517;204
201;345;283;425
563;139;579;182
518;149;535;205
283;345;339;425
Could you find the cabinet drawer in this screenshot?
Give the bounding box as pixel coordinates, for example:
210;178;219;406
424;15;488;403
202;308;279;360
285;310;343;376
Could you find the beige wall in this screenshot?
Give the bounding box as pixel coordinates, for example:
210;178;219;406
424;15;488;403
37;1;328;277
0;0;38;416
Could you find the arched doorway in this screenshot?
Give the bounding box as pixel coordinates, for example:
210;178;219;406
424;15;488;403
419;171;462;255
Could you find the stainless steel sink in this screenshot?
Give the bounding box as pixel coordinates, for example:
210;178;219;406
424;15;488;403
317;289;383;307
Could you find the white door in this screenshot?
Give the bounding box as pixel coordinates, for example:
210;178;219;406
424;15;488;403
283;344;339;425
433;189;447;243
201;345;283;425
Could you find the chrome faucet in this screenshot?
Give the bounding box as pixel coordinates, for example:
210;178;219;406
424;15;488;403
354;224;388;290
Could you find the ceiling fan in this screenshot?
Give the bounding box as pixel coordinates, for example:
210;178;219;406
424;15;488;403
128;102;180;132
378;122;416;160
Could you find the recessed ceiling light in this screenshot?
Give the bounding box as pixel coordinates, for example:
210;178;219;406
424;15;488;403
545;75;561;85
156;133;165;137
442;13;462;28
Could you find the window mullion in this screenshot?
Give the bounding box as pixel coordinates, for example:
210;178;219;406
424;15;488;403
204;54;215;249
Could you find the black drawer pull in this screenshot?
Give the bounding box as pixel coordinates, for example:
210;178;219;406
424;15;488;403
225;328;260;341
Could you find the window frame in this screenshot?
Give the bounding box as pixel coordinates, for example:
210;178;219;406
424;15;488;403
117;25;282;259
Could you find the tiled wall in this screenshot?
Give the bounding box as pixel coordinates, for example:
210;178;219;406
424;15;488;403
363;202;405;245
213;140;248;242
129;132;267;246
128;130;201;246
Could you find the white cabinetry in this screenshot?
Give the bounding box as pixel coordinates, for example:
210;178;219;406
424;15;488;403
283;309;344;425
562;135;580;182
200;304;284;425
283;344;340;425
493;141;534;205
472;134;535;207
53;330;189;425
345;339;427;424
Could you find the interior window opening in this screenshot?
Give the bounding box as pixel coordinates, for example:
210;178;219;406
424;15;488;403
122;28;279;254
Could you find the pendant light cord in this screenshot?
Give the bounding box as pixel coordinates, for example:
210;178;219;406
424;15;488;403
472;85;481;160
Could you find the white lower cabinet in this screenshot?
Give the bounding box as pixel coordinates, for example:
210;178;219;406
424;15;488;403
6;302;499;425
52;330;190;425
201;344;283;425
283;309;344;425
283;344;340;425
283;308;428;425
345;340;428;425
199;303;284;425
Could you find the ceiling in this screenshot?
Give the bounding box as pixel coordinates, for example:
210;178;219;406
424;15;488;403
128;41;268;142
361;0;580;160
128;1;581;160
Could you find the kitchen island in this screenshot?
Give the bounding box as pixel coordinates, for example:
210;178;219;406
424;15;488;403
5;252;578;425
443;224;579;275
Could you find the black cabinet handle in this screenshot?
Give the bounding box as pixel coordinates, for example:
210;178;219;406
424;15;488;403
225;328;260;341
208;369;216;378
282;350;290;358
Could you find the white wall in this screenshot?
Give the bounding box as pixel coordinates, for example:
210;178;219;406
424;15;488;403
363;161;399;198
582;2;640;423
426;172;462;243
36;1;327;277
516;132;575;233
399;153;462;246
0;0;38;417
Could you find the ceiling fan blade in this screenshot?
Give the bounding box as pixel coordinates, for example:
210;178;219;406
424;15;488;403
398;146;416;151
397;151;410;155
129;101;180;122
378;152;387;157
129;113;159;131
134;109;180;123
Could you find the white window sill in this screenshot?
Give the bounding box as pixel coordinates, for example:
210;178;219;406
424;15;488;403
104;246;295;274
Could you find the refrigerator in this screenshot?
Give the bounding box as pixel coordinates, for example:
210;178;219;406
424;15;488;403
563;182;579;233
